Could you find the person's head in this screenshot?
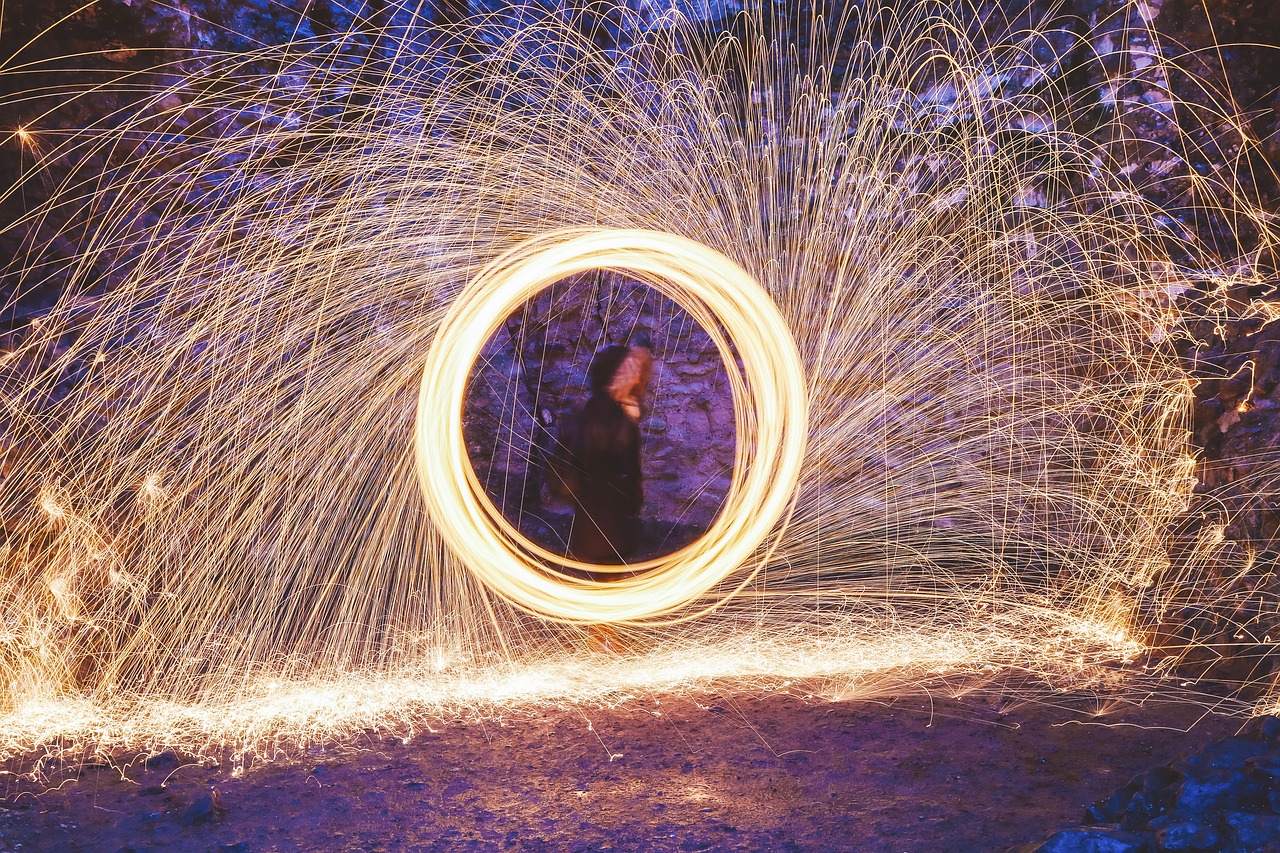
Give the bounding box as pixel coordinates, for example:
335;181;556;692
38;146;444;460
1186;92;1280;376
588;344;653;421
588;345;632;394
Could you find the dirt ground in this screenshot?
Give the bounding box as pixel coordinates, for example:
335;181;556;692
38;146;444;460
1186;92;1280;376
0;690;1248;852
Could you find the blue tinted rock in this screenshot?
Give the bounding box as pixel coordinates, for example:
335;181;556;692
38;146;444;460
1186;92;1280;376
1201;737;1269;768
1153;819;1220;851
1239;715;1280;743
1122;790;1171;830
1088;792;1129;824
1089;783;1139;824
1224;811;1280;850
144;751;179;770
1141;767;1182;796
1245;754;1280;781
1033;826;1149;853
181;794;219;825
1176;770;1265;817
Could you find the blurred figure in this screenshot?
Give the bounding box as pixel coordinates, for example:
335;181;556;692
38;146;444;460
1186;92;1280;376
549;344;652;564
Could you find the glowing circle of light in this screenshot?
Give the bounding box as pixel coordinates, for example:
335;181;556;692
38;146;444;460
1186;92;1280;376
415;228;808;624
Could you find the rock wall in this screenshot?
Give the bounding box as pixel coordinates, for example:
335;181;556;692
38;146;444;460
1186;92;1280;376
464;272;734;542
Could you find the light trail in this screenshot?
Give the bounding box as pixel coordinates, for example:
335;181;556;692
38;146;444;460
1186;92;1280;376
0;2;1275;772
417;228;806;623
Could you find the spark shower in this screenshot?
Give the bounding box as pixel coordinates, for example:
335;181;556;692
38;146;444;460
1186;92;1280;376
0;1;1276;764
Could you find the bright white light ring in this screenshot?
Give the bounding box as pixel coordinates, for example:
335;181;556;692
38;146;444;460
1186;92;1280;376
416;228;807;624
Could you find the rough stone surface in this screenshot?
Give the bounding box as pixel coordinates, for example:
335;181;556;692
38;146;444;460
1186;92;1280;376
1029;714;1280;852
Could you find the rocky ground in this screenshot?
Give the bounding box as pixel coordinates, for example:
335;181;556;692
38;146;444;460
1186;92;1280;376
0;691;1260;852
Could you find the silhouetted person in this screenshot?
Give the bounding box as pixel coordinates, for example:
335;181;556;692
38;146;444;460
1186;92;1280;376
550;345;652;564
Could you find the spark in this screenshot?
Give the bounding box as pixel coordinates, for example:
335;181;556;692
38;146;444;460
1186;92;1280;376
38;492;65;520
137;472;166;506
0;2;1276;773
